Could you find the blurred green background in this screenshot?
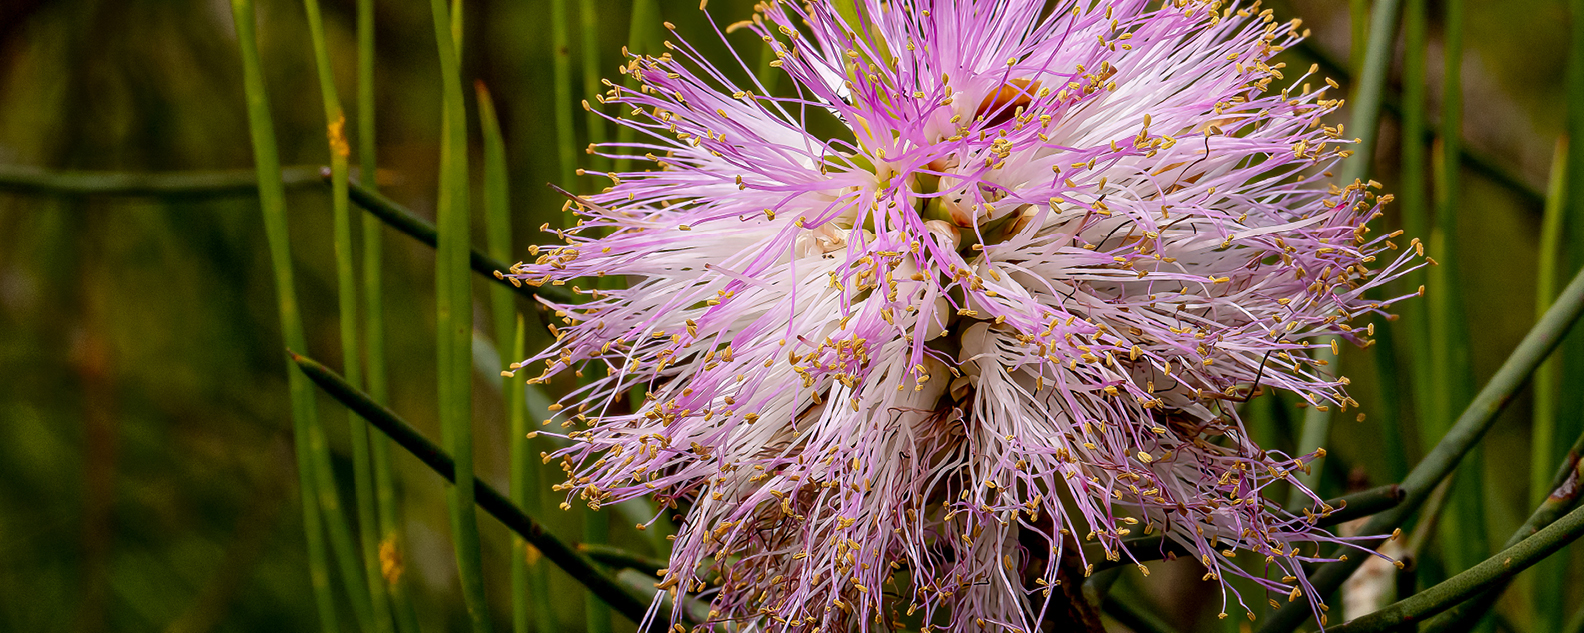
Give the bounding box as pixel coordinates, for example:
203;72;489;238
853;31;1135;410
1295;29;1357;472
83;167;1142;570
0;0;1578;631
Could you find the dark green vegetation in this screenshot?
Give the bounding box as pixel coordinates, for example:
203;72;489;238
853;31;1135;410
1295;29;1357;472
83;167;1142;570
1;0;1582;632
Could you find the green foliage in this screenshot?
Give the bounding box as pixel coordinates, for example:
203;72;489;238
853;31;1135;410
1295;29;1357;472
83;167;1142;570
1;1;1582;632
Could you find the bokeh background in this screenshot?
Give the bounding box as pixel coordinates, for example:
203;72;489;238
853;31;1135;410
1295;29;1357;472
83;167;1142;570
0;0;1578;631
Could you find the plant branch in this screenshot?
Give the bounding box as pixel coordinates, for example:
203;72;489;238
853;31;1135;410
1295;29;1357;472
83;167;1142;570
343;176;575;305
1329;501;1584;632
581;543;668;576
1258;264;1584;633
290;351;673;628
0;164;329;197
1420;426;1584;632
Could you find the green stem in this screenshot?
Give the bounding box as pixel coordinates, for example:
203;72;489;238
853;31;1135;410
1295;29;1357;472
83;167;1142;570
342;179;574;306
355;1;421;631
578;0;606;179
1101;594;1182;633
1285;26;1541;213
550;0;576;221
1349;0;1368;76
475;81;541;633
0;164;327;197
1429;0;1491;591
1560;0;1584;629
1329;502;1584;632
226;1;338;630
1287;0;1402;512
580;544;667;576
1257;264;1584;633
1339;0;1401;185
573;8;612;631
1400;0;1432;475
1421;427;1584;632
519;320;557;633
612;0;658;175
428;0;491;630
301;0;390;630
1093;484;1404;573
291;353;677;628
1521;137;1572;633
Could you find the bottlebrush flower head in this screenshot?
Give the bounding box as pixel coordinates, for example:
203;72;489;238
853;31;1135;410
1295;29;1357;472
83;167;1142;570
508;0;1421;630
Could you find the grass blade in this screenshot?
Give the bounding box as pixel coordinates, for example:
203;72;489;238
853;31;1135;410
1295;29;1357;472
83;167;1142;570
355;1;422;631
427;0;492;630
1527;137;1571;633
611;0;658;175
578;0;607;179
474;81;550;633
571;6;613;630
1400;0;1432;471
225;1;339;630
1287;0;1403;511
300;0;390;630
290;352;674;627
1560;0;1584;624
1257;263;1584;633
551;0;577;227
1426;0;1492;594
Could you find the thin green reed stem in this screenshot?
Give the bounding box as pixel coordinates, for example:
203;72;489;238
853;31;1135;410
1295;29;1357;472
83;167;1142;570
551;0;577;226
1370;323;1409;483
1400;0;1431;454
1331;502;1584;633
517;322;557;633
578;0;607;179
1287;0;1402;511
343;179;574;305
1525;138;1571;633
518;322;557;633
1430;0;1491;591
0;164;327;196
1349;0;1367;76
302;1;390;631
292;353;685;629
429;0;492;630
756;36;780;96
1421;425;1584;632
612;0;658;175
475;82;540;633
1562;0;1584;621
355;2;421;631
551;2;611;628
1257;263;1584;633
227;1;338;630
1338;0;1402;187
572;8;613;630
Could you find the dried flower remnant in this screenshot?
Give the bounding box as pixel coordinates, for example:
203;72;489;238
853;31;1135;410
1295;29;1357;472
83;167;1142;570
507;0;1421;630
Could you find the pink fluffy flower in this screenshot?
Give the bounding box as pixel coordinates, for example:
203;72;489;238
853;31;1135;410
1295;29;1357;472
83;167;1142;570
509;0;1420;630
